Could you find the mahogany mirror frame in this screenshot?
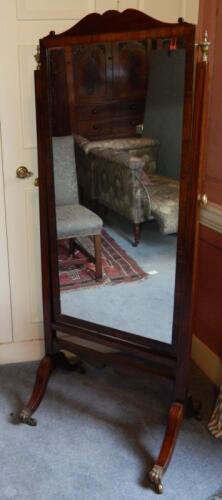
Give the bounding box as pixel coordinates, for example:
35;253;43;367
18;10;208;494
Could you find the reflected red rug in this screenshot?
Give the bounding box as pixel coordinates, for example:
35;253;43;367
59;229;148;291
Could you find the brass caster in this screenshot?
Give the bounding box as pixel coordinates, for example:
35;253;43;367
77;363;86;374
156;482;163;494
186;395;202;421
19;407;37;426
55;352;85;374
149;465;164;494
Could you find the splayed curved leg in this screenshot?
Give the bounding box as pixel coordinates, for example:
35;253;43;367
149;402;184;494
19;355;56;426
18;351;85;426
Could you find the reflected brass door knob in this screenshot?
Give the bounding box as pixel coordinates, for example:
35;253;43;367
16;166;33;179
198;193;208;208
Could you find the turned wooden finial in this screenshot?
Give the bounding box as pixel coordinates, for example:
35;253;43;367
199;30;211;63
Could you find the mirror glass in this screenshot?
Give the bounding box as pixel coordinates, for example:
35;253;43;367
48;38;186;345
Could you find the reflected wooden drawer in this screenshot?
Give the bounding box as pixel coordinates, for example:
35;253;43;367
78;119;113;138
115;99;145;116
78;114;143;139
76;102;115;121
76;99;145;122
112;115;143;137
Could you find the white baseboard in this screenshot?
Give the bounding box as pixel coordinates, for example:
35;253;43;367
0;339;44;365
192;335;222;386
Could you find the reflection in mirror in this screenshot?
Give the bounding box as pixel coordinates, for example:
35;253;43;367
49;40;186;345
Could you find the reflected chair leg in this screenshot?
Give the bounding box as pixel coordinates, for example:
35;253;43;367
78;186;84;205
19;355;56;426
94;234;102;280
149;402;184;494
69;237;76;257
133;223;141;246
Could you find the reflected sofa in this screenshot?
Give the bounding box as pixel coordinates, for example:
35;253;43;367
74;134;179;246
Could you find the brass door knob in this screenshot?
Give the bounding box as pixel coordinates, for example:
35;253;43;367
16;166;33;179
34;177;39;187
198;193;208;208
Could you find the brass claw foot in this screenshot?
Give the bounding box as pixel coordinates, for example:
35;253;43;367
149;465;164;494
149;403;184;493
19;407;37;426
16;354;84;427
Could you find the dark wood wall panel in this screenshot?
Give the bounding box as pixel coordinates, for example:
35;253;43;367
198;0;222;204
195;1;222;358
194;226;222;357
204;1;222;204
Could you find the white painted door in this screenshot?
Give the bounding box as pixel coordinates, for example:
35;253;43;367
0;2;44;361
97;0;199;21
0;125;12;347
0;0;199;363
140;0;199;22
0;0;95;362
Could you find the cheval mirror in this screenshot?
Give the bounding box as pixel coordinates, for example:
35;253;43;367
18;9;209;494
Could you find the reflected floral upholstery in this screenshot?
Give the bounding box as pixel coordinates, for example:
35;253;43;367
74;134;159;201
74;134;179;243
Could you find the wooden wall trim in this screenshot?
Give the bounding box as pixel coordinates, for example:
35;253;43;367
192;334;222;386
200;202;222;234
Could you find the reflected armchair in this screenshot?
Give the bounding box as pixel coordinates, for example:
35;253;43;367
74;134;179;246
74;134;160;245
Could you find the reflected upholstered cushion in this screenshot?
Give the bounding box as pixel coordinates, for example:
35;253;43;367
142;175;179;234
52;135;79;205
56;204;103;239
75;134;160;156
53;135;103;279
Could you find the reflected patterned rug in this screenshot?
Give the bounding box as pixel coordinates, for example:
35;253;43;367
59;229;148;291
